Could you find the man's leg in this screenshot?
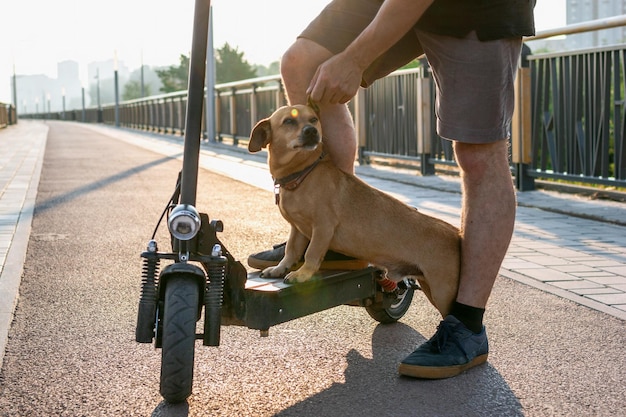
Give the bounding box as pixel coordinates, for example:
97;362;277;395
454;140;516;309
280;38;357;174
399;28;520;379
399;139;515;379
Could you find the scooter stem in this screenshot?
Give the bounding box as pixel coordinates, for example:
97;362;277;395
180;0;211;206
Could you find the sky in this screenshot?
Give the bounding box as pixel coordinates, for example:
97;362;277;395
0;0;565;104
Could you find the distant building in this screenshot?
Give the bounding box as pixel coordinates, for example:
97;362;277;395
14;74;57;115
528;0;626;54
87;59;130;85
13;58;135;115
566;0;626;48
57;61;83;111
13;60;85;114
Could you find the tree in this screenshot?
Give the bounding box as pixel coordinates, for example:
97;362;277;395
215;43;257;83
254;61;280;77
400;58;424;70
156;54;190;93
153;44;257;93
123;80;152;100
123;66;161;100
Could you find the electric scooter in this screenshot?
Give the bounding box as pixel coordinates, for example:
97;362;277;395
134;0;416;404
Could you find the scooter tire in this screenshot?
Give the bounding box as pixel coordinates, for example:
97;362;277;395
365;285;414;324
159;275;200;403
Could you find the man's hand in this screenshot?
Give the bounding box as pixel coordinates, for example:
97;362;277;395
305;0;434;106
306;53;364;105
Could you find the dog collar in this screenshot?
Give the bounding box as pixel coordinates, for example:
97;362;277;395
273;153;325;205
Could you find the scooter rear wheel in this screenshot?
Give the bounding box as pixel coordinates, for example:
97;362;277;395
365;282;415;324
159;275;199;403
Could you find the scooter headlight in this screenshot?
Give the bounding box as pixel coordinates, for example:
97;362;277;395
167;204;201;241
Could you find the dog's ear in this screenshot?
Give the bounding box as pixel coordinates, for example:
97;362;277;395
307;97;321;118
249;119;271;153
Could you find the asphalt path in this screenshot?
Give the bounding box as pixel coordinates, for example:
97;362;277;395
0;122;624;416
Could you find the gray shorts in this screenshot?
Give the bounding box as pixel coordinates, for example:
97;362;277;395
299;0;523;143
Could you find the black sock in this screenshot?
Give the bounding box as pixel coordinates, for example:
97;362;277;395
450;301;485;333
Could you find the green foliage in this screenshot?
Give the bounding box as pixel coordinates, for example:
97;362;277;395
156;54;190;93
254;61;280;77
153;45;259;91
399;59;422;70
215;43;257;83
123;80;152;100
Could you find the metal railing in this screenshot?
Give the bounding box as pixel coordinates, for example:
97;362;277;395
19;16;626;191
524;45;626;188
517;15;626;190
0;103;17;128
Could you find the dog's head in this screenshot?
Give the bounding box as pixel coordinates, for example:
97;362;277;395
248;105;322;154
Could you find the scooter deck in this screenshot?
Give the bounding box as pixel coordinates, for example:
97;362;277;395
242;267;380;331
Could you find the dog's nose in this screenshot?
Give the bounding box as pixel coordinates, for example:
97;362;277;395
302;125;318;138
300;125;320;147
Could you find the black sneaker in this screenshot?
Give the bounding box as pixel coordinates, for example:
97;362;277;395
247;242;369;270
398;315;489;379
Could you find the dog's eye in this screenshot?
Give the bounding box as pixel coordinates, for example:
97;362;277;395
309;117;319;124
283;118;296;126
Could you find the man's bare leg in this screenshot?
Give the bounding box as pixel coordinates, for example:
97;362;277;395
281;38;357;174
454;140;516;309
399;139;515;379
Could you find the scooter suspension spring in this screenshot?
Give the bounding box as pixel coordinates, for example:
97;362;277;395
204;244;227;346
136;240;160;343
377;276;398;293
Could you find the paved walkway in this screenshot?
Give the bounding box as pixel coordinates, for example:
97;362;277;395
0;121;47;368
1;120;625;365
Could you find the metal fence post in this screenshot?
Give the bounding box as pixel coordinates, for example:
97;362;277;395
229;88;238;145
205;5;216;142
417;66;435;175
214;90;222;142
512;44;535;191
276;82;286;109
354;88;368;165
250;83;258;135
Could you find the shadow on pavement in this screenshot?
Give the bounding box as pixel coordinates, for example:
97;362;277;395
33;153;182;214
273;323;523;417
151;400;190;417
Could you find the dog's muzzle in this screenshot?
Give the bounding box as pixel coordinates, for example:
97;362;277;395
299;125;320;148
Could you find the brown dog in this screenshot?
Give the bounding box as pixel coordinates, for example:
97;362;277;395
249;105;460;316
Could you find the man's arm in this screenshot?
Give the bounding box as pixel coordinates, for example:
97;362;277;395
307;0;434;104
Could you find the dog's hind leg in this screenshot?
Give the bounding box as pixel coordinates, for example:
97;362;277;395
417;273;458;318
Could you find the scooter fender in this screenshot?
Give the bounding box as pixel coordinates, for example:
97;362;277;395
157;262;206;315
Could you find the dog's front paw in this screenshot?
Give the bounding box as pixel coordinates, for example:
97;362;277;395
260;265;289;278
284;268;316;284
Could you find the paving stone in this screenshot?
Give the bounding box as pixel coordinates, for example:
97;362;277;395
516;255;572;266
550;280;605;290
552;265;600;273
587;276;626;285
515;268;578;282
601;266;626;276
571;287;621;295
586;293;626;305
501;258;543;269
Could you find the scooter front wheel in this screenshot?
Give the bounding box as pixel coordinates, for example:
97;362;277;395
159;275;200;403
